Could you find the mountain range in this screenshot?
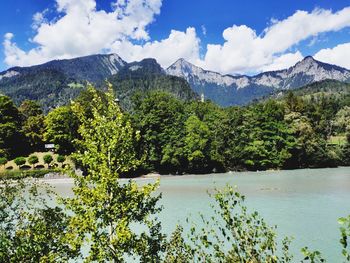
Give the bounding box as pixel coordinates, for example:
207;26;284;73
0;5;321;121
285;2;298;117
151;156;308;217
0;53;350;111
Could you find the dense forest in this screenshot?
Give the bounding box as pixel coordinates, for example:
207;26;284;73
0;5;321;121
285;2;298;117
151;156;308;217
1;80;349;174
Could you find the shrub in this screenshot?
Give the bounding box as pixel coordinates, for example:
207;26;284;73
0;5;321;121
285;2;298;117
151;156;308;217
34;165;45;170
14;157;26;168
57;155;66;164
28;155;39;168
0;169;62;179
43;154;53;168
0;157;7;167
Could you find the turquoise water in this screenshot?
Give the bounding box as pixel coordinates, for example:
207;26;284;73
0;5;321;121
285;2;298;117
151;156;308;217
52;167;350;261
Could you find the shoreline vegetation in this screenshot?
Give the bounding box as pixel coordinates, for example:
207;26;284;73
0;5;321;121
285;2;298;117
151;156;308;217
1;89;350;176
1;81;350;179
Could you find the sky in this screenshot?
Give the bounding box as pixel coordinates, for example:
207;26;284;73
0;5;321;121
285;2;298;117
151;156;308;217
1;0;350;75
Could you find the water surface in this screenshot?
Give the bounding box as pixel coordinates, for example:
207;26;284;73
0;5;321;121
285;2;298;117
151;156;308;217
52;167;350;261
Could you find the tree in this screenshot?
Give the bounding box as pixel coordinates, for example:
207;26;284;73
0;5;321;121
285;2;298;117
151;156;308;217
0;95;26;158
339;215;350;261
14;157;26;168
184;115;210;173
0;157;7;168
18;100;45;152
132;91;187;173
43;154;53;168
334;106;350;134
44;106;79;154
0;179;78;262
165;185;294;263
164;226;192;263
65;84;165;261
57;155;66;167
18;100;43;120
28;155;39;168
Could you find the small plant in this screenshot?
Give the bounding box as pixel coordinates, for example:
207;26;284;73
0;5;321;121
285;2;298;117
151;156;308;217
43;154;53;168
57;155;66;167
28;155;39;168
14;157;26;168
0;157;7;168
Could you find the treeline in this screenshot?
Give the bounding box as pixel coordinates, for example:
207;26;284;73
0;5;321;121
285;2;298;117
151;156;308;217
1;84;349;173
0;86;349;262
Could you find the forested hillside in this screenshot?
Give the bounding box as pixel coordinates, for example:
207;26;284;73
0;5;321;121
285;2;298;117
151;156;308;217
1;81;349;174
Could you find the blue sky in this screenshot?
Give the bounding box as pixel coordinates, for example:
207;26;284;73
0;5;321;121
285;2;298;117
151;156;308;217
1;0;350;74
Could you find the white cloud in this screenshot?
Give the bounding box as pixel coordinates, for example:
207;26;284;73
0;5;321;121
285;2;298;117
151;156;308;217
4;0;163;67
314;42;350;69
3;3;350;75
261;51;304;72
32;10;48;30
110;27;200;67
201;7;350;74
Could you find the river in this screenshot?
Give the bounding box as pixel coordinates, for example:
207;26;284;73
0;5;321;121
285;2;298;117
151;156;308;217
50;167;350;261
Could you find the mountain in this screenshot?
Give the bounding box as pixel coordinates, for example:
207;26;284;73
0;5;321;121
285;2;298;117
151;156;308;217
266;79;350;102
166;56;350;106
107;58;198;110
1;53;350;111
0;54;127;112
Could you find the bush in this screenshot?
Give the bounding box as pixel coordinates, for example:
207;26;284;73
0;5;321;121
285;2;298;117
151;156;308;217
28;155;39;168
34;165;45;170
0;157;7;167
0;169;62;179
57;155;66;164
14;157;26;167
43;154;53;167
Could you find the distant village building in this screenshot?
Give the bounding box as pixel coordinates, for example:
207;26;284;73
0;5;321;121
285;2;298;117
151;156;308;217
45;144;55;152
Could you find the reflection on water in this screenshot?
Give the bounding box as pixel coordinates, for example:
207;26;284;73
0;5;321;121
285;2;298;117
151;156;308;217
51;167;350;261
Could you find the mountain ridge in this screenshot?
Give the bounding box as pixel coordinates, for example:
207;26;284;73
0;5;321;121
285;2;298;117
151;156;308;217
1;53;349;110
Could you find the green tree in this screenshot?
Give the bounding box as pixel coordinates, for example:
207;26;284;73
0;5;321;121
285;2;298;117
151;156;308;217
339;215;350;261
0;95;26;158
18;100;43;120
44;106;79;154
14;157;26;168
334;106;350;134
132;91;187;173
184;114;210;173
0;179;78;262
240;101;296;170
166;185;293;263
164;226;192;263
0;157;7;168
28;155;39;168
43;154;53;168
56;155;66;167
65;85;165;262
18;100;45;151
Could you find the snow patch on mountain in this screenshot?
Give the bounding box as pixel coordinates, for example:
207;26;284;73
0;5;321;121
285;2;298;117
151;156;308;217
0;70;19;81
105;54;126;75
129;65;142;71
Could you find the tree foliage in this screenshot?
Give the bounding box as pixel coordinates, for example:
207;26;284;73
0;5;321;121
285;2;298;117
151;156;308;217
0;179;77;262
65;84;165;262
44;106;79;154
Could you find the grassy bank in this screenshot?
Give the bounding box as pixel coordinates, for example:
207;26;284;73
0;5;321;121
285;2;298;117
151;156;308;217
0;169;63;180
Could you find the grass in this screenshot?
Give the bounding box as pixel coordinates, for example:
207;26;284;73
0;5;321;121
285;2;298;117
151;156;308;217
0;169;62;180
0;152;73;173
329;136;347;146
